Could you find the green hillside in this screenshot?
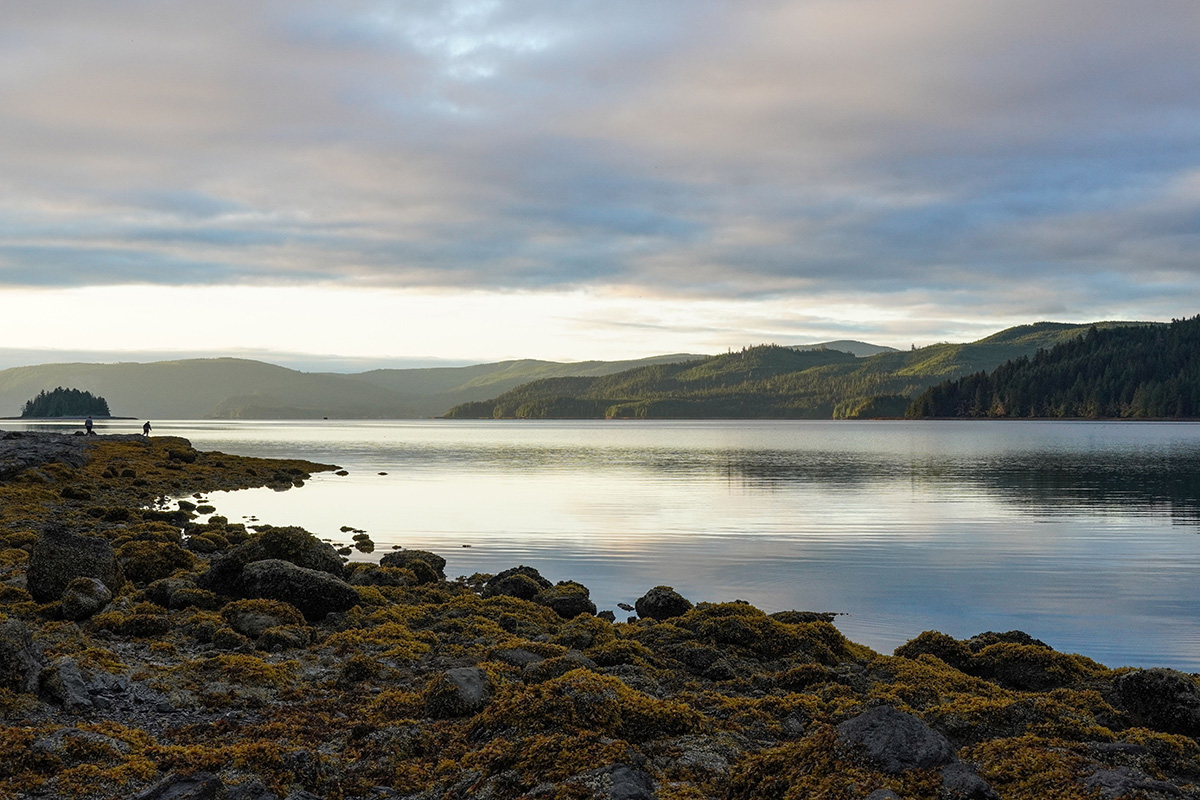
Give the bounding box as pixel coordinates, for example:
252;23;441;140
909;317;1198;418
444;322;1142;420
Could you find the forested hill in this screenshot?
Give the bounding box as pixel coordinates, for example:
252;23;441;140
443;321;1130;419
908;316;1200;418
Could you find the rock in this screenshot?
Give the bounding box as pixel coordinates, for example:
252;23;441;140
143;577;198;608
563;764;657;800
0;618;46;693
33;726;131;762
348;565;412;587
941;762;1000;799
258;625;311;652
27;524;124;602
131;772;226;800
894;630;975;673
379;549;447;579
972;642;1092;691
425;666;493;718
523;651;598;684
965;630;1052;653
836;705;955;774
865;791;901;800
1083;766;1186;799
493;648;546;668
237;559;359;621
0;430;90;478
39;656;92;710
225;780;280;800
483;565;552;600
60;576;113;620
221;598;306;637
197;526;345;597
1112;668;1200;736
535;581;597;619
116;540;198;586
635;586;693;621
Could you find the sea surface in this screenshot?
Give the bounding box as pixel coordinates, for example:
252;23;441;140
14;418;1200;670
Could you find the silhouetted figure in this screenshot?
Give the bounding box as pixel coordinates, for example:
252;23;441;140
84;416;94;435
143;421;152;436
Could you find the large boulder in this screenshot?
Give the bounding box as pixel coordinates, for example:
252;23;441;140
237;559;359;621
1112;668;1200;736
197;526;344;597
836;705;955;774
424;666;494;718
536;581;597;619
635;586;693;621
27;525;124;603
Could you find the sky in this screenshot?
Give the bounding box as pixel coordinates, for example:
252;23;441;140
1;0;1198;369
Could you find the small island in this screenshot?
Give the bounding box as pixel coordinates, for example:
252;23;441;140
20;387;111;419
0;431;1197;799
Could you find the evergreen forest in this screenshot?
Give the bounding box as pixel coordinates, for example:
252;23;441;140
20;386;112;418
908;315;1200;418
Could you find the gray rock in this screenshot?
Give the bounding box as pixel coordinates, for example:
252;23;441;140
379;549;447;579
635;586;692;621
27;524;124;602
864;791;901;800
492;648;545;667
0;618;45;693
226;780;279;800
39;656;92;710
565;764;657;800
33;726;131;762
941;762;1000;800
836;705;955;774
61;576;113;620
238;559;360;621
425;666;493;718
535;581;597;619
225;605;301;638
1083;766;1185;799
131;772;225;800
0;430;91;479
1112;668;1200;736
198;526;344;597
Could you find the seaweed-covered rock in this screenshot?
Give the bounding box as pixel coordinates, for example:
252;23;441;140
116;540;198;587
1082;766;1186;799
379;549;447;579
965;630;1052;652
27;525;124;602
197;526;345;596
836;705;955;774
972;642;1102;691
894;630;974;673
131;772;225;800
221;598;306;637
536;580;597;619
1112;668;1200;736
348;564;412;587
941;762;1000;799
635;586;693;621
425;666;493;718
238;559;359;621
0;618;45;693
60;576;112;620
483;565;553;600
562;763;657;800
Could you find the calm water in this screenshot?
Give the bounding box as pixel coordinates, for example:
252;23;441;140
17;418;1200;670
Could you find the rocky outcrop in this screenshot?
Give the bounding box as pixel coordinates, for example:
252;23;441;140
1113;668;1200;736
237;559;359;621
27;524;124;602
379;548;447;579
635;586;692;621
0;618;45;693
483;564;553;600
836;705;956;773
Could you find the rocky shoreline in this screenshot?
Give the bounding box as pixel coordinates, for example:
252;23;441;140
1;430;1198;799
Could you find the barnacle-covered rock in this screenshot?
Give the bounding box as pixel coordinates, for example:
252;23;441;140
27;524;124;602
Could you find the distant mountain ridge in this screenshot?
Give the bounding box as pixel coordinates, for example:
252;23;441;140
0;321;1156;420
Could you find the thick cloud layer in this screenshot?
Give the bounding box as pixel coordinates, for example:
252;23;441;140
1;1;1198;322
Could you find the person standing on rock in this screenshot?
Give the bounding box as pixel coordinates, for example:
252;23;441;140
84;416;94;435
142;421;152;436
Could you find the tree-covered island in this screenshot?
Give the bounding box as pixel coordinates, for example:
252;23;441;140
20;386;112;418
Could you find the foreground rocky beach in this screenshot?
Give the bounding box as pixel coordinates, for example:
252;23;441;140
1;431;1198;800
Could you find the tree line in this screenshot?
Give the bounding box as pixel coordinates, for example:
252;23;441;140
21;387;111;418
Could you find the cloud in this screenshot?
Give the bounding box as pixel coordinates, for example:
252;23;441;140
0;0;1197;329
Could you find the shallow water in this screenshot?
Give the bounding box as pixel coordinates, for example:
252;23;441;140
15;418;1200;669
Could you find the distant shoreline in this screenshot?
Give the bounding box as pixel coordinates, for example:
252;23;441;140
0;415;138;420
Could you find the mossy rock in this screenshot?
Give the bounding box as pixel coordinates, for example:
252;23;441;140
894;631;975;673
27;526;125;603
197;526;345;596
168;587;223;611
92;604;171;638
221;598;306;637
60;577;112;621
635;585;693;621
379;549;447;580
536;581;597;620
257;624;311;652
973;642;1107;691
424;666;494;718
348;565;413;588
237;559;360;622
483;565;553;600
1112;669;1200;736
116;540;198;587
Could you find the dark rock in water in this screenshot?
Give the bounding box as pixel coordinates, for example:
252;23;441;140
238;559;360;621
0;618;46;693
941;762;1000;800
966;630;1052;653
27;524;124;602
131;772;225;800
60;576;112;620
425;666;493;718
770;610;838;625
1083;766;1187;799
483;565;553;600
379;549;447;579
635;586;693;621
836;704;955;774
1112;668;1200;736
536;581;597;619
198;526;345;596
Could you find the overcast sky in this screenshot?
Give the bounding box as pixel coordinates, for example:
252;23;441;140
1;1;1198;367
